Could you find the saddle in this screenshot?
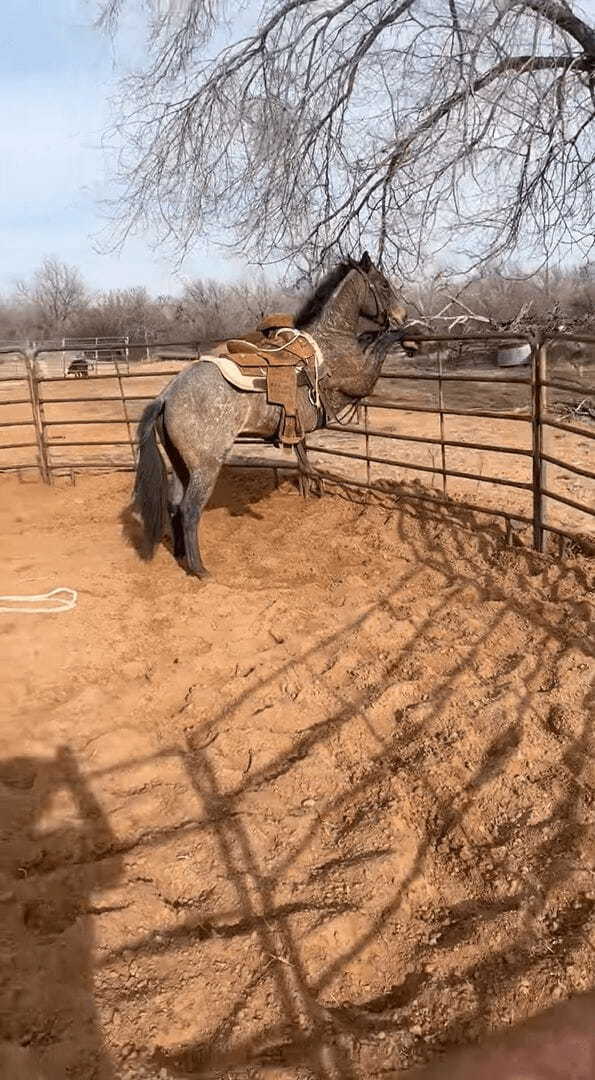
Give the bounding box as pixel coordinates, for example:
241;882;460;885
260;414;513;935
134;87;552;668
211;313;320;446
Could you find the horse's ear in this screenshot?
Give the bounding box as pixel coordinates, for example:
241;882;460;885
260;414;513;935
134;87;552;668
359;251;372;272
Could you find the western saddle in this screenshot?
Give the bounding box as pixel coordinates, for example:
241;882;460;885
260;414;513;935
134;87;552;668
211;313;320;446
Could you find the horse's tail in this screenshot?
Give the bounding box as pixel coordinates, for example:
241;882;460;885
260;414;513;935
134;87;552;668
134;398;168;560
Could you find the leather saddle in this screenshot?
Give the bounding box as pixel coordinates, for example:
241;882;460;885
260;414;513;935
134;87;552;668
212;314;318;446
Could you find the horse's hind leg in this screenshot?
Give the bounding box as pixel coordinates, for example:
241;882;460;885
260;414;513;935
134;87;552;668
168;470;185;560
163;363;258;578
181;460;222;579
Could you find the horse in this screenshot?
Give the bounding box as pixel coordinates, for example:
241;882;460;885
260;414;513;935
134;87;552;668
132;252;418;578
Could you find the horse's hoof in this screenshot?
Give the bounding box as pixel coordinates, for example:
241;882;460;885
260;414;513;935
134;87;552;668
186;566;212;581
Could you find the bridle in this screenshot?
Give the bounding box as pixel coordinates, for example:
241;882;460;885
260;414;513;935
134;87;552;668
348;260;416;349
321;259;416;426
348;259;405;332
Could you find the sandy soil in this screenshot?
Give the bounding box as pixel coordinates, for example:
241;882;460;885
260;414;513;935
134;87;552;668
0;469;594;1080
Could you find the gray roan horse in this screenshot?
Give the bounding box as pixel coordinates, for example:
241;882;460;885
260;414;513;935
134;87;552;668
133;253;417;578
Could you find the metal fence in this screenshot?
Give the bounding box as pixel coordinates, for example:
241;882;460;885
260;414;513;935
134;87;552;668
0;334;593;553
305;334;594;552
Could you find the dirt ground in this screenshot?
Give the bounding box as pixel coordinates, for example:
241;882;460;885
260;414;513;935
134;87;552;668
1;469;594;1080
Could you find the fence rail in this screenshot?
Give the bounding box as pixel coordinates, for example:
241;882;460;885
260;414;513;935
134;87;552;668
0;335;593;552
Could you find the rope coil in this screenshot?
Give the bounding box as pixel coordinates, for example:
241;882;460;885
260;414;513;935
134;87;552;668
0;587;77;614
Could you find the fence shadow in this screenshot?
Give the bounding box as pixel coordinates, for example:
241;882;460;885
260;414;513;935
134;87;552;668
4;485;592;1079
124;497;592;1079
0;747;122;1079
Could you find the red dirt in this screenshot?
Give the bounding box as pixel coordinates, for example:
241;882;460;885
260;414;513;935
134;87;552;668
0;470;594;1080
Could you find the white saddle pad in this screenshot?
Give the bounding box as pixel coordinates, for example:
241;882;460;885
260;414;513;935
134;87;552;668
199;354;267;392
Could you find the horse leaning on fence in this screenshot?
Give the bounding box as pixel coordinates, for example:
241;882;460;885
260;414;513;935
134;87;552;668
132;253;418;578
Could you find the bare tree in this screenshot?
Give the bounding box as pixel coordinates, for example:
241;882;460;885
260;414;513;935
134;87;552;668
99;0;594;275
16;257;88;333
404;255;595;338
175;274;300;339
68;286;169;341
177;278;233;339
0;297;34;343
229;274;300;325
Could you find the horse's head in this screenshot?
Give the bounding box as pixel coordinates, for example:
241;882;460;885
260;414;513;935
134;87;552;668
353;253;419;356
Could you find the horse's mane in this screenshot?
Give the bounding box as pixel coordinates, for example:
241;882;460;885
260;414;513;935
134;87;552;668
294;262;353;328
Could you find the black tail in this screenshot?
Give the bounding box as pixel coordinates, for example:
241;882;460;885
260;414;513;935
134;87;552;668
134;398;168;560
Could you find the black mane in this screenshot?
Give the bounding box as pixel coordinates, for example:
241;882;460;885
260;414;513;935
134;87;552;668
294;262;353;328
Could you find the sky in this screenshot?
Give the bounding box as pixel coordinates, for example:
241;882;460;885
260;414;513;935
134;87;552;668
3;2;593;298
0;0;248;296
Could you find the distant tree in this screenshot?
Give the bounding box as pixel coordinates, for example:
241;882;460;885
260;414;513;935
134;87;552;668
16;257;88;333
1;263;300;346
408;259;595;336
177;279;232;340
230;275;300;326
175;274;300;340
69;287;165;341
98;0;595;275
0;297;34;343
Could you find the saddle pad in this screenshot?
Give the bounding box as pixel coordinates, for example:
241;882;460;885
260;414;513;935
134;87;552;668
199;355;266;392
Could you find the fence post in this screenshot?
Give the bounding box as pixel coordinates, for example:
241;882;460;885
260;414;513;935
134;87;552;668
438;347;447;496
115;359;136;467
531;340;547;552
364;404;371;487
24;348;50;484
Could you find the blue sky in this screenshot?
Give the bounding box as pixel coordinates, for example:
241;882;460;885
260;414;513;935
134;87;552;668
0;0;247;296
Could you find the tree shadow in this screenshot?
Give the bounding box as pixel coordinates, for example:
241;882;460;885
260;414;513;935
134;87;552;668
0;747;122;1080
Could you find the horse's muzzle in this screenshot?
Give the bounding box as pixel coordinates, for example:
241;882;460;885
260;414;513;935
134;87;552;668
401;337;420;357
388;303;408;326
385;326;421;356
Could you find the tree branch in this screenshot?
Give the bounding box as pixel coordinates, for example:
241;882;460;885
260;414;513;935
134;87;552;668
99;0;595;274
522;0;595;55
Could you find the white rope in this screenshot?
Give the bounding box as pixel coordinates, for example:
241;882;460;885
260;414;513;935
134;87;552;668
285;328;325;407
249;328;303;353
0;587;77;614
